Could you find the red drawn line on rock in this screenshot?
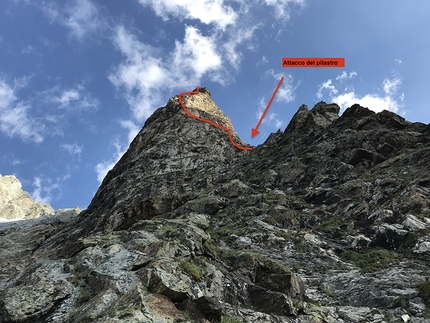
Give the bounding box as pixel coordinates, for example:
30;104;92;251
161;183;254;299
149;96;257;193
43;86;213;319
178;87;253;151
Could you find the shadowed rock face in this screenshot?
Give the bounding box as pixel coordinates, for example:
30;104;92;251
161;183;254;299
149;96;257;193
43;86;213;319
1;90;430;323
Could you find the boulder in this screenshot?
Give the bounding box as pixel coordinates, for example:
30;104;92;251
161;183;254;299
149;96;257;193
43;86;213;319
402;214;426;231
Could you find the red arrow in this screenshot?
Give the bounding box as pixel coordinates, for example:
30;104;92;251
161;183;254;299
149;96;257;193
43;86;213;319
252;76;284;138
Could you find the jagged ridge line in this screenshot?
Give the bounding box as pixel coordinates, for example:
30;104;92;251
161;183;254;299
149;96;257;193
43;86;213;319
178;87;253;151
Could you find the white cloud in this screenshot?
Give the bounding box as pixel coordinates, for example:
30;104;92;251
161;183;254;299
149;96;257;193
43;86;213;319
109;25;223;121
334;92;401;114
256;98;268;120
64;0;102;40
335;71;347;82
336;71;357;82
223;24;260;67
47;84;99;112
0;78;44;142
263;0;306;20
53;89;80;107
11;158;23;166
269;70;297;103
41;2;59;20
255;98;283;130
256;55;269;67
42;114;66;137
31;173;70;204
95;160;116;183
60;143;83;159
41;0;106;41
0;80;15;108
172;26;222;80
95;139;124;182
108;26;168;121
382;77;401;96
0;153;25;166
13;75;33;89
31;177;54;203
95;120;141;183
316;79;338;99
137;0;237;30
316;72;403;114
21;44;33;54
274;29;283;42
119;120;140;144
266;109;283;129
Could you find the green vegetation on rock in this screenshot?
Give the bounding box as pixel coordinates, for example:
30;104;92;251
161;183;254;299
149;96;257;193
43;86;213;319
180;261;202;281
252;252;292;274
203;240;221;257
341;248;401;273
416;280;430;303
317;216;352;237
208;221;245;241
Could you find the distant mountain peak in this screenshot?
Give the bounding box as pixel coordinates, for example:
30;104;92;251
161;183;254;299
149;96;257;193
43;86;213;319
0;174;54;221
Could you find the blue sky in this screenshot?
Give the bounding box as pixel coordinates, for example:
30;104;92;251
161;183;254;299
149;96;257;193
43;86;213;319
1;0;429;210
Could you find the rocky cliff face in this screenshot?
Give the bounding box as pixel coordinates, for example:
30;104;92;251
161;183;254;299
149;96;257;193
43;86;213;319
1;87;430;323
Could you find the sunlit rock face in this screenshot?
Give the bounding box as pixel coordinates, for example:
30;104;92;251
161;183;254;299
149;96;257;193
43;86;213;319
1;89;430;323
0;174;54;221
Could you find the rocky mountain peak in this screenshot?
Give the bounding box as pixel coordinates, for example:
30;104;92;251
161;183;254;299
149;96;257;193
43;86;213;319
179;87;240;138
144;87;246;148
77;88;252;232
283;101;340;137
1;90;430;323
